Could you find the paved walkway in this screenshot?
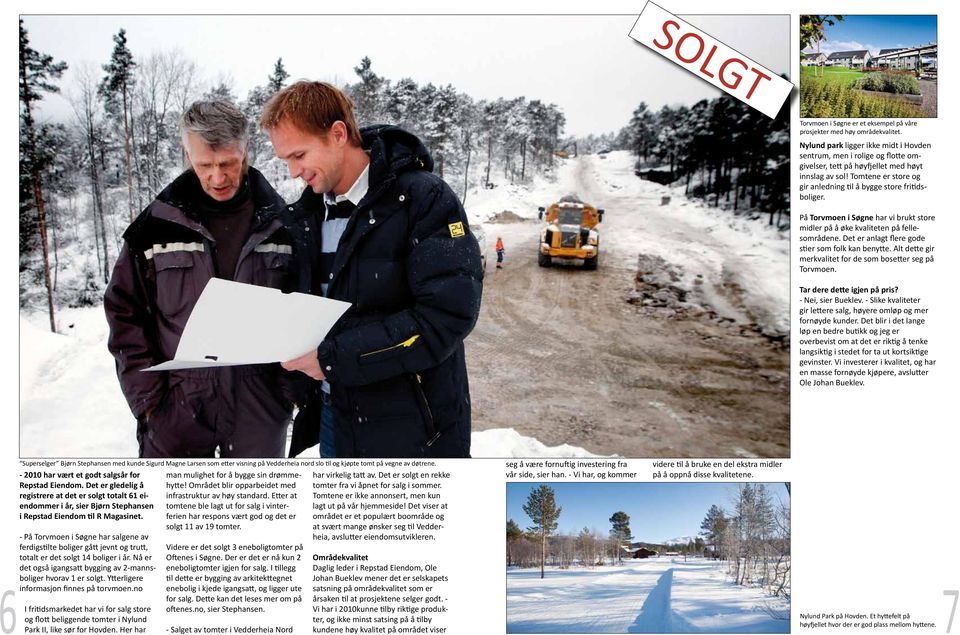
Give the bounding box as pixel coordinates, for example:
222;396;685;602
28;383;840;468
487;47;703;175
919;79;938;117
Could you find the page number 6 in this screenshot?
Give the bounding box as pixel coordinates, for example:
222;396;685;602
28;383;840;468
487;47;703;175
1;591;14;634
947;590;959;633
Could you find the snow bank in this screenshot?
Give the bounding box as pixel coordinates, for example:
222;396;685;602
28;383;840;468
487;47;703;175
472;428;607;458
20;309;136;457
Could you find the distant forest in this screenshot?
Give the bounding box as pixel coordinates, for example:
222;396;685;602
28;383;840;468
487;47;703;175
623;95;790;228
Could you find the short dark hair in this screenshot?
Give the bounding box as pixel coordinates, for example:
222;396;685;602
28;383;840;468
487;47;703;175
260;81;361;146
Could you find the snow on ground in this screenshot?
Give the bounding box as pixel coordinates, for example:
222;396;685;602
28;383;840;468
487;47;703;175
20;309;136;457
507;558;789;633
468;152;789;337
471;428;607;458
18;308;595;457
588;152;789;336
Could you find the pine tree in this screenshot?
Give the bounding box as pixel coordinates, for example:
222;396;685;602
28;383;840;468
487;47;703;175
522;485;561;579
608;511;633;564
700;504;728;559
20;19;67;332
268;58;289;94
204;81;237;102
420;84;460;178
384;77;419;131
506;519;523;567
99;28;138;220
242;84;271;166
479;99;506;187
350;57;388;125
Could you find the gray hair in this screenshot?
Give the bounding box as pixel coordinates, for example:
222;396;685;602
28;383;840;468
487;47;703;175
180;100;249;150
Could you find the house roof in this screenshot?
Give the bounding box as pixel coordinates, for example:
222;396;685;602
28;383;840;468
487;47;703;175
878;48;908;56
828;50;870;60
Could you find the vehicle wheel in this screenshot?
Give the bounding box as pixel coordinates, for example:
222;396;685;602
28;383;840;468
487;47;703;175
538;252;551;267
584;255;598;270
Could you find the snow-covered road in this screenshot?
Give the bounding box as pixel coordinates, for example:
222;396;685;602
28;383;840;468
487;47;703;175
466;152;789;457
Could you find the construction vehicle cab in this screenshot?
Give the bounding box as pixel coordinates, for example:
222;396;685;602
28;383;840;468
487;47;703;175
537;194;603;269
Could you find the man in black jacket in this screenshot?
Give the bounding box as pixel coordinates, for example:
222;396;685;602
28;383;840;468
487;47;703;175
104;100;302;458
261;81;483;458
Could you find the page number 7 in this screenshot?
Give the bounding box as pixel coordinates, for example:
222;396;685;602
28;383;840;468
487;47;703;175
947;590;959;633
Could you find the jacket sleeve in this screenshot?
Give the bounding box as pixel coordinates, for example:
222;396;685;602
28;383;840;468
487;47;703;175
317;180;483;387
103;242;167;418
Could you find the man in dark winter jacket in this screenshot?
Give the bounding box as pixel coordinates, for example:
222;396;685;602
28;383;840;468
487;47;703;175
104;100;305;458
260;81;483;458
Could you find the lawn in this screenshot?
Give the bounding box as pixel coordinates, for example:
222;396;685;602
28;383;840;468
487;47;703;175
800;65;865;85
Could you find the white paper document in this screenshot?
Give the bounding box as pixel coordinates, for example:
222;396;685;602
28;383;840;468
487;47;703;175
144;279;350;371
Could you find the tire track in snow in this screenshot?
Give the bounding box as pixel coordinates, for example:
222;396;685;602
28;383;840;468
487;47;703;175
467;155;789;458
629;568;676;633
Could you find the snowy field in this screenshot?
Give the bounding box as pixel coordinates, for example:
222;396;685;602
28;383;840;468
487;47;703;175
507;558;790;633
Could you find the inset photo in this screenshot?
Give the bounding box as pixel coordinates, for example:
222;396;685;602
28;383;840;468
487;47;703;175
800;15;937;117
506;482;790;633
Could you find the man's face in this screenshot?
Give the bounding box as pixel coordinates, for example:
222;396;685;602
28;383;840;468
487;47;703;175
268;120;345;195
183;132;247;201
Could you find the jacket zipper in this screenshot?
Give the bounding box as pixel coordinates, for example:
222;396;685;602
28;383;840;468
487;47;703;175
359;334;420;358
410;373;441;447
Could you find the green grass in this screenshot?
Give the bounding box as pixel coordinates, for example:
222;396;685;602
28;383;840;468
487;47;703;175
800;65;865;86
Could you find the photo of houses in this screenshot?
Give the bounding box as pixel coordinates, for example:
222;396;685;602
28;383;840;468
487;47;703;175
800;15;937;117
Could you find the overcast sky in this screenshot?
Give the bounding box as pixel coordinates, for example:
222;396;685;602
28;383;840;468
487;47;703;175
22;14;789;138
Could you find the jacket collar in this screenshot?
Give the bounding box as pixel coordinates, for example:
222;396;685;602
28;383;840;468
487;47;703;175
126;167;285;242
361;124;433;187
291;125;433;211
157;166;285;218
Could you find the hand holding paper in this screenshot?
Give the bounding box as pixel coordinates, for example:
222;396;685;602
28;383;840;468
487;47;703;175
144;278;350;371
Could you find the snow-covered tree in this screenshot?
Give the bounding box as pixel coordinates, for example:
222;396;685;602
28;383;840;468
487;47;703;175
134;50;199;198
267;57;289;94
204;78;237;103
350;56;388;126
68;63;111;283
383;76;419;131
99;28;138;220
420;83;460;178
20;19;67;331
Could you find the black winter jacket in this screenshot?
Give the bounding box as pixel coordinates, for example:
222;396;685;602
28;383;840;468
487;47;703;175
289;125;483;458
104;168;304;455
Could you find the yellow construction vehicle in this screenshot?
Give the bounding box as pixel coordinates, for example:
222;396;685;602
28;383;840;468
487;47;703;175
537;194;603;269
